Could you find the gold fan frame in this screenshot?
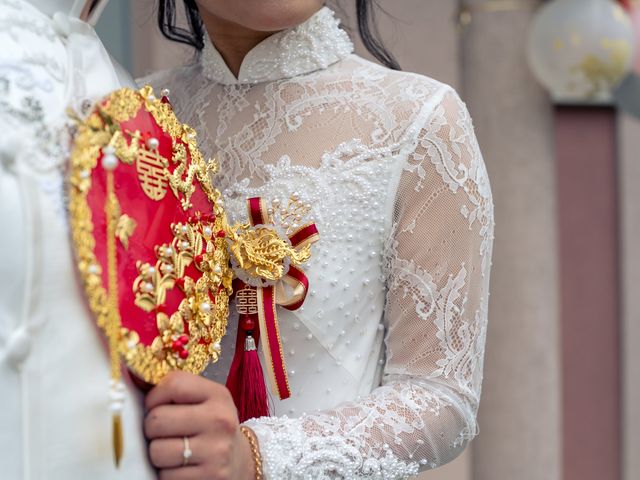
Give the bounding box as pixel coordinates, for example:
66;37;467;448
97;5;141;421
68;86;233;384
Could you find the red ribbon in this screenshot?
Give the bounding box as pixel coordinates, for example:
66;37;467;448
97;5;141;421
226;197;318;412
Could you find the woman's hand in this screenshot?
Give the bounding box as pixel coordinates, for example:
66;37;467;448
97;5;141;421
144;371;255;480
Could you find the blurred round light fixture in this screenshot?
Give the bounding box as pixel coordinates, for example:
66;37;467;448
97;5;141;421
528;0;635;104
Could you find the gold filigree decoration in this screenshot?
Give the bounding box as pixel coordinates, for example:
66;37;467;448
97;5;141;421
136;86;221;212
271;194;312;235
116;214;137;249
100;88;143;123
136;144;169;200
111;130;140;165
236;287;259;315
68;86;234;385
132;218;232;366
229;226;311;281
168;140;199;210
122;327;211;381
226;195;313;282
150;312;191;368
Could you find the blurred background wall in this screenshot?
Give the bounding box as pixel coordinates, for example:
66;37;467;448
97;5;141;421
96;1;640;479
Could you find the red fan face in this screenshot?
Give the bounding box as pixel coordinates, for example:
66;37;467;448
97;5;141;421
69;87;233;384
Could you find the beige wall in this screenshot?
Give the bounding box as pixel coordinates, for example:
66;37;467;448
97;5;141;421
461;2;562;480
340;0;460;88
620;112;640;480
131;0;191;78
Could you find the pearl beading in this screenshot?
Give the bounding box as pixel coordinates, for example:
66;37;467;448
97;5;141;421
143;16;494;477
201;7;354;85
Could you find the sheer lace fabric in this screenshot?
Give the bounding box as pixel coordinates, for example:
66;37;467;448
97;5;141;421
142;8;493;478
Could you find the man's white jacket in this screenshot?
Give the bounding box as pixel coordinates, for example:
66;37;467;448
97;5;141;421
0;1;154;478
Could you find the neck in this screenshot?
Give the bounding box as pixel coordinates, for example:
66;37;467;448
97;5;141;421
200;11;277;78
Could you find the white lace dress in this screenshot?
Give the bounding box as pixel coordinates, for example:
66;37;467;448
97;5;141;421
142;7;494;479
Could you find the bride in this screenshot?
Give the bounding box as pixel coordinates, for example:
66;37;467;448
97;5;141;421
141;1;494;479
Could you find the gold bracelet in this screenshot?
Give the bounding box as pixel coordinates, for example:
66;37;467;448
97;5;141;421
240;426;264;480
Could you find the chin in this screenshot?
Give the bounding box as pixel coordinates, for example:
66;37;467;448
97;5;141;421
197;0;324;32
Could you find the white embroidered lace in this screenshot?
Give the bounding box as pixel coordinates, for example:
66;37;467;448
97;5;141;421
141;7;494;479
0;0;70;215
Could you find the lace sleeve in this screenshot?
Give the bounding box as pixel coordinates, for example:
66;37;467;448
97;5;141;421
244;88;494;479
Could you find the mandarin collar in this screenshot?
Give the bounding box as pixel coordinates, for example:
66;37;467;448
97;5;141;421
201;7;353;85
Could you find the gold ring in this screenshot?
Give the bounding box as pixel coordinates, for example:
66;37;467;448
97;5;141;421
182;436;192;466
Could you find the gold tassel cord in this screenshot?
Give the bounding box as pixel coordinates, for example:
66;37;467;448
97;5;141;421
113;413;123;468
69;88;236;467
106;168;124;467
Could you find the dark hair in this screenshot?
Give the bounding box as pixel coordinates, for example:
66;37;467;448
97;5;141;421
157;1;400;70
157;0;205;50
354;0;400;70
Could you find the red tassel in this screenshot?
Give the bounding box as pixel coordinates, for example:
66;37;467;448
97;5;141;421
237;335;269;423
226;310;270;422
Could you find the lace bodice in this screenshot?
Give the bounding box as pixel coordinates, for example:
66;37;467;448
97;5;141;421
142;7;494;478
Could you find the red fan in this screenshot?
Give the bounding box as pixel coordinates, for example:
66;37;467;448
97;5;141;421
68;86;233;465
